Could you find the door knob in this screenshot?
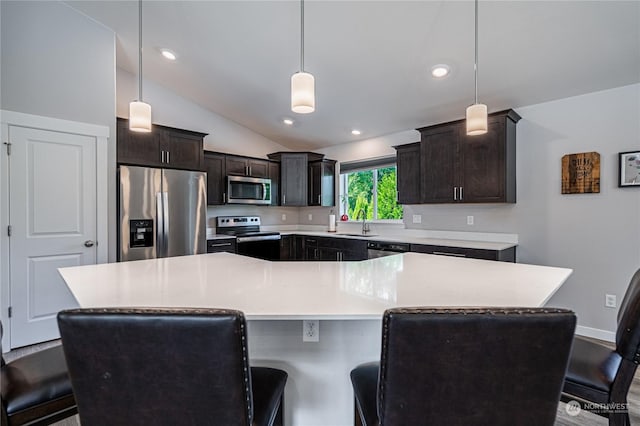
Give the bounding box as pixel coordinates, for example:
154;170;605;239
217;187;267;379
84;240;95;247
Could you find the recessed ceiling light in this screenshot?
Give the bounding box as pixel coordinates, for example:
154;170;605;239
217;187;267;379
351;129;362;136
283;118;294;126
160;49;177;61
431;64;450;78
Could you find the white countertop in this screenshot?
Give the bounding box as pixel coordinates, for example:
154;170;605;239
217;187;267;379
59;253;571;319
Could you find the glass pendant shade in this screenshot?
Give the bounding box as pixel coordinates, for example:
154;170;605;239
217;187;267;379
466;103;487;135
129;101;152;133
291;72;315;114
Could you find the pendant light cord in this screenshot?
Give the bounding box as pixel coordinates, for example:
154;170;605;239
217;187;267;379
138;0;143;102
474;0;478;105
300;0;305;72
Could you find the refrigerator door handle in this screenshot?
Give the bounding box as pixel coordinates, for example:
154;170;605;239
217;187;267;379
162;192;169;257
156;192;164;256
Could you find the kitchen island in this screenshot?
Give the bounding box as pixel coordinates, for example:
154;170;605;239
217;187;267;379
59;252;572;425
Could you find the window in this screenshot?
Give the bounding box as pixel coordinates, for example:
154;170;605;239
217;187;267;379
339;158;403;221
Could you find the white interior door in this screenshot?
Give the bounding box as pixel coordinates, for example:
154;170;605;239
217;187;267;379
8;125;97;348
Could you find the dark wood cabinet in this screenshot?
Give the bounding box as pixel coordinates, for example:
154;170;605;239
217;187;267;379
207;238;237;254
410;243;515;262
268;152;333;207
203;152;226;205
303;236;367;261
278;153;309;206
414;109;520;204
226;155;270;178
308;160;336;206
269;161;280;206
393;142;421;204
117;118;205;171
280;235;304;261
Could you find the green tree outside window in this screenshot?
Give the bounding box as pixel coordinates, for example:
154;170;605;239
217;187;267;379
342;166;402;220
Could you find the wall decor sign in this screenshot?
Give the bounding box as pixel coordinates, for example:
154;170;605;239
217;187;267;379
561;151;600;194
619;151;640;187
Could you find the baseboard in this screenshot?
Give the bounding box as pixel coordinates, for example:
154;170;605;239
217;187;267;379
576;325;615;343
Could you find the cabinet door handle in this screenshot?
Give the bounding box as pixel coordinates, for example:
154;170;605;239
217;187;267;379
223;192;226;204
460;187;463;200
161;151;165;163
453;187;457;201
209;242;232;247
318;194;321;204
166;151;170;163
283;194;286;205
249;166;252;176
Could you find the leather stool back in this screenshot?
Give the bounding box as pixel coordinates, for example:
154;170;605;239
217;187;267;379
352;307;576;426
58;307;285;426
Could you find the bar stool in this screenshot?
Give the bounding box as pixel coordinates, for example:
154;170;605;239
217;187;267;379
57;307;287;426
350;307;576;426
1;323;77;425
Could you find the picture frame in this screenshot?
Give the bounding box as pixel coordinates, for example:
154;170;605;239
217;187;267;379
619;151;640;187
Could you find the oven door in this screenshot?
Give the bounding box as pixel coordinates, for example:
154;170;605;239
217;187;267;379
236;235;281;260
227;176;271;205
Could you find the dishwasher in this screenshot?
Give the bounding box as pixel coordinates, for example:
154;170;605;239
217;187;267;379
367;241;411;258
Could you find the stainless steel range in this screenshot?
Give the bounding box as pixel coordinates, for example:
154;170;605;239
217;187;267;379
216;216;281;260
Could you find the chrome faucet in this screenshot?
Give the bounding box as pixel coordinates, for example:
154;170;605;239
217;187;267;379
356;209;371;235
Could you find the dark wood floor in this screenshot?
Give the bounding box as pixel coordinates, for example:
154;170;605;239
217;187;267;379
6;339;639;426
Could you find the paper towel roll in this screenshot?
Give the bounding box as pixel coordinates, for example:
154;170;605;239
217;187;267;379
328;214;336;232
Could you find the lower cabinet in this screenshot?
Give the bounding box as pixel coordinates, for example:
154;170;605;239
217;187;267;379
303;237;367;261
207;238;237;254
410;244;515;262
280;235;303;261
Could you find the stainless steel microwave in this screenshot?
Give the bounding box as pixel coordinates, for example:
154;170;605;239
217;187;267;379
227;176;272;205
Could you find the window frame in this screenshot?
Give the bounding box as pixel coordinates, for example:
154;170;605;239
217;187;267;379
338;158;403;223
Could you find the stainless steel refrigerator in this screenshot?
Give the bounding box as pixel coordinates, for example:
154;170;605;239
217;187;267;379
119;165;207;261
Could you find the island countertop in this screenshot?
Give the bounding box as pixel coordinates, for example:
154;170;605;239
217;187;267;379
59;252;571;318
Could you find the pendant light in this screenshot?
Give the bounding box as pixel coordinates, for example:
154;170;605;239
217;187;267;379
466;0;487;136
291;0;315;114
129;0;152;132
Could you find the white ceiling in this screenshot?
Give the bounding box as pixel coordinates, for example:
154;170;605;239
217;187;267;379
67;1;640;150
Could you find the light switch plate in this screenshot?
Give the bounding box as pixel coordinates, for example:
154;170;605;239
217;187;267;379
412;215;421;224
467;216;474;225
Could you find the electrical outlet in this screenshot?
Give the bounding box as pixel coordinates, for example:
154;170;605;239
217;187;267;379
281;213;287;221
605;294;617;308
302;320;319;342
308;214;313;221
412;215;421;224
467;215;474;225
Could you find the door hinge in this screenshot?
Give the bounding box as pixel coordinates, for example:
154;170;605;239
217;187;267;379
7;225;11;237
8;306;12;318
3;142;11;155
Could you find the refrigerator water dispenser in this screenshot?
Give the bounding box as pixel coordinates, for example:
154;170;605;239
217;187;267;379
129;219;154;248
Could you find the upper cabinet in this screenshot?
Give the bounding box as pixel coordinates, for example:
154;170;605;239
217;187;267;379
117;118;206;171
393;142;421;204
268;152;334;207
395;109;520;204
308;159;336;207
203;152;226;205
225;155;270;178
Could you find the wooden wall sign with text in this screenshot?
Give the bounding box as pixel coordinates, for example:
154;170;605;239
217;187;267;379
561;152;600;194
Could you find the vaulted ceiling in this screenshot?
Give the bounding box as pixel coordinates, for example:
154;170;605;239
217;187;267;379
68;1;640;150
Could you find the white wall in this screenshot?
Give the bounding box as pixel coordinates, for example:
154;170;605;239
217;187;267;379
319;84;640;336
